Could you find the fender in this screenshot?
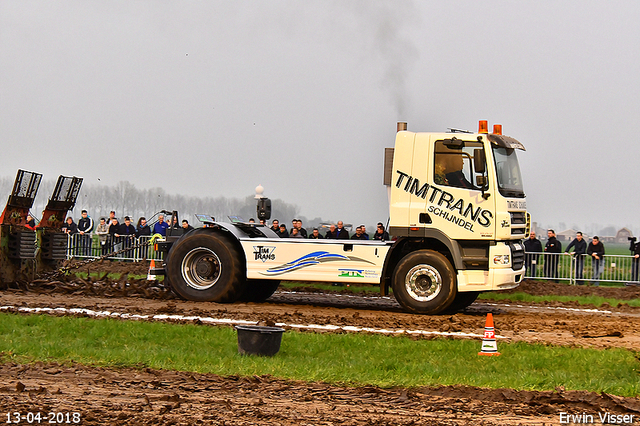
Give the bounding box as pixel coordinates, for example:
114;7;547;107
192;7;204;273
387;227;465;269
165;222;278;270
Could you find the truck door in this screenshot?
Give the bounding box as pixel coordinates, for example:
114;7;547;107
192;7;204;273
420;138;495;240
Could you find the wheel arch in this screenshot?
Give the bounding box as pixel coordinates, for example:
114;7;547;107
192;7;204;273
166;225;248;276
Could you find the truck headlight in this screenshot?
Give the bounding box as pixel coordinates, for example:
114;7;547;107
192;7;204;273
493;255;510;265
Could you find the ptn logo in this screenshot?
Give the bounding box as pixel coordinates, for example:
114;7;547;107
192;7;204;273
501;220;510;228
253;246;276;262
338;269;364;278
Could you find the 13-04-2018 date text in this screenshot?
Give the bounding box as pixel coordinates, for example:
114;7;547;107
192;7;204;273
5;412;80;424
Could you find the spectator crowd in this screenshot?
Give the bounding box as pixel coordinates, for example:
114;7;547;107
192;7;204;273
268;219;390;241
61;211;392;257
62;211;202;256
524;229;611;286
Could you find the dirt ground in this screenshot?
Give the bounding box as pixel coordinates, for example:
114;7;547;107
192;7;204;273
1;263;640;425
2;361;640;426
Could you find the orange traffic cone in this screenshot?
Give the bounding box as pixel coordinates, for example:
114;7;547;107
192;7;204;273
478;313;501;356
147;259;156;281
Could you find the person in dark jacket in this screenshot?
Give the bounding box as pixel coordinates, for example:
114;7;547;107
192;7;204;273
25;215;36;230
77;210;94;256
565;232;587;282
170;216;180;229
108;217;121;254
544;229;562;282
294;219;308;238
119;216;136;235
444;153;475;189
62;217;78;235
325;224;337;239
360;225;369;240
523;231;543;278
276;224;289;238
308;228;323;239
373;222;390;241
63;217;79;259
630;238;640;285
335;221;349;239
135;217;151;237
351;226;368;240
118;216;137;256
587;236;605;286
181;220;195;235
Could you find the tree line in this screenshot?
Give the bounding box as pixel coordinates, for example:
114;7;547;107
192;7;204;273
0;177;325;227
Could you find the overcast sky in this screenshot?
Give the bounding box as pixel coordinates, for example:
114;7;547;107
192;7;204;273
2;1;640;234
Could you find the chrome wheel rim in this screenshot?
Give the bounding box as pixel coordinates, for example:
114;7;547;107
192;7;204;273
182;247;221;290
405;264;442;302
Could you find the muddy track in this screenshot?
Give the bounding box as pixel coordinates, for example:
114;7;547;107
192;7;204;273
2;362;639;426
2;283;640;350
2;266;640;424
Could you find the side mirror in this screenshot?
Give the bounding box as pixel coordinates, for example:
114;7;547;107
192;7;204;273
473;149;486;174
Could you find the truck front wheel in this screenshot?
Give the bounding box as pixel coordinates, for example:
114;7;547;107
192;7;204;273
442;291;479;314
392;250;457;314
166;233;245;302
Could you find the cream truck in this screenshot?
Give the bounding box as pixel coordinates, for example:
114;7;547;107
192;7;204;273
159;121;528;314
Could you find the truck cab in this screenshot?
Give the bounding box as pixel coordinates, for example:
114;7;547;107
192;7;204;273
383;121;527;301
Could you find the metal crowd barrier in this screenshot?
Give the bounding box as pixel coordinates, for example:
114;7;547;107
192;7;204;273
66;234;163;262
65;236;640;286
525;251;640;285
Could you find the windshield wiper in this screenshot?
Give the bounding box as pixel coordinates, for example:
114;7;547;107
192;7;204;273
500;189;524;198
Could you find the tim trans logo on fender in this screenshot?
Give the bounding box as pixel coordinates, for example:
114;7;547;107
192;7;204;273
395;170;493;228
253;246;276;262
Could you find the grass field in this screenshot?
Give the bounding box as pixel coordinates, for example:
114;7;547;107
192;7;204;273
1;312;639;397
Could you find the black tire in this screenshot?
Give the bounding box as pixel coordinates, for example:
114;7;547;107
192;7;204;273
240;279;280;303
441;291;479;314
392;250;457;314
165;232;245;302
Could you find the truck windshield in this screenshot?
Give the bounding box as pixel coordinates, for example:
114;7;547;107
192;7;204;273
492;147;525;198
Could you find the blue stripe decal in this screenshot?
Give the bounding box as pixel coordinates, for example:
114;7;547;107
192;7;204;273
262;251;372;276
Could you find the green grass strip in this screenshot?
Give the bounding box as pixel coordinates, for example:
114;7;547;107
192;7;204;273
479;292;640;308
0;312;639;396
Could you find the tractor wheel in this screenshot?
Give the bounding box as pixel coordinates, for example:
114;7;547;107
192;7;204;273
392;250;457;314
165;232;245;302
240;279;280;303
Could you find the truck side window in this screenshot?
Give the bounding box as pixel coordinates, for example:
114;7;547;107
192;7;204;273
434;141;484;190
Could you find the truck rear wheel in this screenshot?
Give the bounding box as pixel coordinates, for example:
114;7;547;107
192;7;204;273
392;250;457;314
240;279;280;303
166;232;245;302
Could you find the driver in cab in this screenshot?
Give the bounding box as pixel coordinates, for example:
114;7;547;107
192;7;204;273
439;151;475;189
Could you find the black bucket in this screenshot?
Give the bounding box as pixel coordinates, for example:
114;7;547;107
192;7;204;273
235;325;285;356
